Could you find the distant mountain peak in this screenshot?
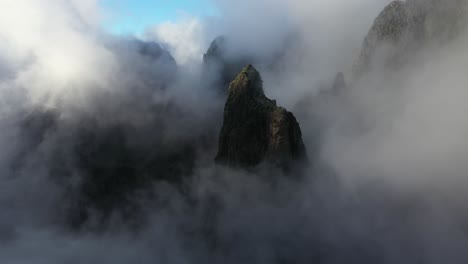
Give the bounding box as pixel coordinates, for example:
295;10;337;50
353;0;465;77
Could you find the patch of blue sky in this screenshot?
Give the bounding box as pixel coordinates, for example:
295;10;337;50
101;0;218;34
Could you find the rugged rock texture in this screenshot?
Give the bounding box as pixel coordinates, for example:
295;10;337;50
353;0;465;77
353;1;411;76
215;65;307;168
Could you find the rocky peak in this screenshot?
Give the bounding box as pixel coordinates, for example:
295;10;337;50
228;64;264;98
215;65;307;169
353;0;465;77
353;1;412;76
371;1;411;42
204;36;227;61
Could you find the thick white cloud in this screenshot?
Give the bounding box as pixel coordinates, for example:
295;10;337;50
145;15;211;66
0;0;468;263
0;0;116;108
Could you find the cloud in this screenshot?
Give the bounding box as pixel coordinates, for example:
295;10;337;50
145;15;212;66
0;0;117;108
1;0;468;263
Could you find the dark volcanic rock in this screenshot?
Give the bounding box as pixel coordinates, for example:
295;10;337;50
215;65;307;168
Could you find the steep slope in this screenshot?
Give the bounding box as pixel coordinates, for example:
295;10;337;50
353;0;465;77
215;65;307;168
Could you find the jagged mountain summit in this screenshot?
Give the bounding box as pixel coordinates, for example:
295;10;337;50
353;0;465;77
215;65;307;169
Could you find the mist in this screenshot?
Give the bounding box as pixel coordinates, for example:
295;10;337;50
1;0;468;263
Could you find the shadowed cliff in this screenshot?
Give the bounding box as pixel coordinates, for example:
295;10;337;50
215;65;307;169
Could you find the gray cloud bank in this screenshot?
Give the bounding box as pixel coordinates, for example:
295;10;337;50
1;0;468;263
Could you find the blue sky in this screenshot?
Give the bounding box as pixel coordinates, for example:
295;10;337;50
101;0;217;34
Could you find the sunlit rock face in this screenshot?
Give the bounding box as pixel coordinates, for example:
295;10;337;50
353;0;466;77
215;65;307;169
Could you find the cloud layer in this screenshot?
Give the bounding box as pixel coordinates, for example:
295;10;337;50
1;0;468;263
